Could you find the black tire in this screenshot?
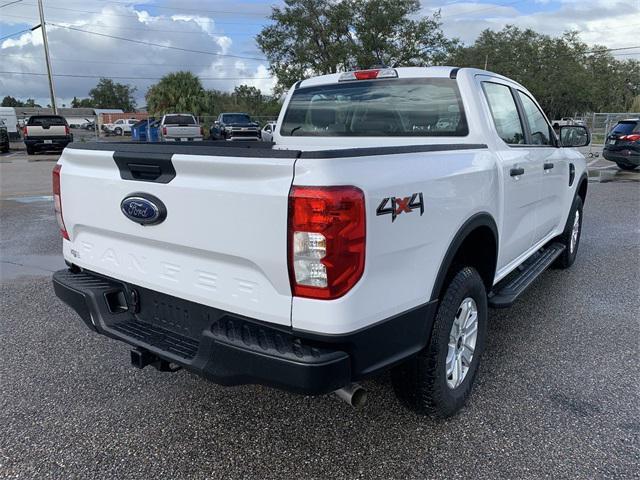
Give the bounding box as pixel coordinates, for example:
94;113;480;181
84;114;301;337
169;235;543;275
553;195;583;269
114;127;123;136
1;144;9;153
26;146;34;155
616;163;638;171
392;267;487;418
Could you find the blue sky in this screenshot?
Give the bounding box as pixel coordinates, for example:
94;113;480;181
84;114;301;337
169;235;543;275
1;0;638;106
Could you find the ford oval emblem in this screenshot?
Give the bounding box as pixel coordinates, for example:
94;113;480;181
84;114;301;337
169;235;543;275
120;193;167;225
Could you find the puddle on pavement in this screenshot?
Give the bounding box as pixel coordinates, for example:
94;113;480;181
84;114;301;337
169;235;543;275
1;254;66;280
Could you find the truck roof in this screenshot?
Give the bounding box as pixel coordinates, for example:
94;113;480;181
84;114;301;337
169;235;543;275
296;66;523;90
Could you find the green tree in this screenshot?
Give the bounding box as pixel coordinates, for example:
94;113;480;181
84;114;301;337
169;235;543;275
448;26;640;118
257;0;455;93
145;71;214;116
1;96;23;107
88;78;137;111
71;96;94;108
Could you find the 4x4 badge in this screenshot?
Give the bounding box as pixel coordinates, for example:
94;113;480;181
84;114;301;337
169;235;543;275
376;193;424;222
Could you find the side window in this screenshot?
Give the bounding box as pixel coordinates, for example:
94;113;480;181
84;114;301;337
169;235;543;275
517;91;553;146
482;82;525;145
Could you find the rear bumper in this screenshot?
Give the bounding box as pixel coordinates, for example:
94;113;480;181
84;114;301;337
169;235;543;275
603;146;640;166
163;137;204;142
25;136;72;148
53;268;437;395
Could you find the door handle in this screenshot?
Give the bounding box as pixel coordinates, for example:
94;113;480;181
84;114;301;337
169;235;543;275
510;167;525;177
544;162;554;170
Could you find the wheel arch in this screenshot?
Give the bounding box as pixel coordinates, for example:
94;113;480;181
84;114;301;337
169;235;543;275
430;212;498;301
577;173;588;205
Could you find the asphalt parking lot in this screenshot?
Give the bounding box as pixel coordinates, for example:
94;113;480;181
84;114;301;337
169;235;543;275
0;147;638;478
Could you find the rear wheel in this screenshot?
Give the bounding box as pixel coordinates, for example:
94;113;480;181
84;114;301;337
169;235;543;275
392;267;487;418
553;195;583;269
616;163;638;171
114;127;123;136
26;145;34;155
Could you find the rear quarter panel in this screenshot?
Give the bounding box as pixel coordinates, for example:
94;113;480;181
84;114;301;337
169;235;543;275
291;148;500;334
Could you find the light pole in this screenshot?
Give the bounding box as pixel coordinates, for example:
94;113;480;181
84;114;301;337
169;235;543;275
36;0;57;114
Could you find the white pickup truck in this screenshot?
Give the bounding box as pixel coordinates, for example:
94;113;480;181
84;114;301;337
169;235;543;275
159;113;203;142
52;67;590;417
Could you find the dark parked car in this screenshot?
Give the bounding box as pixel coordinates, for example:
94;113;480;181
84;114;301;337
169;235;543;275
0;121;10;153
209;112;260;141
603;119;640;171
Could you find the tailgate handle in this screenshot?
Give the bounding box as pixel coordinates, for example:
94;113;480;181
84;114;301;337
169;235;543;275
128;163;162;181
114;152;176;184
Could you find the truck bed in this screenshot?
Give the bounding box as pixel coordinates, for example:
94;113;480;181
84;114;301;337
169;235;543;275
66;140;487;158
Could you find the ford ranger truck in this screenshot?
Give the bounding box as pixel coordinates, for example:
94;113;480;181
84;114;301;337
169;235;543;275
52;67;590;417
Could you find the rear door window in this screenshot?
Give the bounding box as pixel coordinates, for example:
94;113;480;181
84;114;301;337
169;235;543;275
482;82;525;145
281;78;468;137
517;91;553;146
28;116;67;127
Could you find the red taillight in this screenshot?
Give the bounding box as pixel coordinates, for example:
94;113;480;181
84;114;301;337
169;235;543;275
620;134;640;142
52;164;69;240
354;69;380;80
23;126;28;136
162;126;167;136
288;186;365;300
339;68;398;82
65;125;70;135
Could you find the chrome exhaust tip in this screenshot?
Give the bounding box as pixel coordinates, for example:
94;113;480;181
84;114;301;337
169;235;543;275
335;383;367;408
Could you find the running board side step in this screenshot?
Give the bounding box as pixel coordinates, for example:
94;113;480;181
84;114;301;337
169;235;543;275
488;242;565;308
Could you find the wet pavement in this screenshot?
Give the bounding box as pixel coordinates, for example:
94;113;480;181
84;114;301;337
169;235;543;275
0;147;639;478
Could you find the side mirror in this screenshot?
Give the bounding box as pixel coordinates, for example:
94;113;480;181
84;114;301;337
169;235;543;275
214;121;220;125
559;125;590;147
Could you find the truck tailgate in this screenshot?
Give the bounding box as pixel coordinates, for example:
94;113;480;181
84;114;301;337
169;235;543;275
27;125;67;136
58;145;297;326
165;126;200;138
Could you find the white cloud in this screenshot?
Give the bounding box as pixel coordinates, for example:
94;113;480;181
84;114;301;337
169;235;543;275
0;0;273;107
422;0;640;55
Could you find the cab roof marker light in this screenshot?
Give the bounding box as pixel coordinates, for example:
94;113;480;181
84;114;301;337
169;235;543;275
376;68;398;78
338;68;398;82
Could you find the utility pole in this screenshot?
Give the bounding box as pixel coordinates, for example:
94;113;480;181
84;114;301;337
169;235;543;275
484;54;488;71
37;0;57;114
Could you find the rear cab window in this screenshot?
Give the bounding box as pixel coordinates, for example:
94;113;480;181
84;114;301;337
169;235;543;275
164;115;196;125
27;116;67;127
280;78;468;137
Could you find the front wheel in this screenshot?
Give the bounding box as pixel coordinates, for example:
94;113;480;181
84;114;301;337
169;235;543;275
392;267;487;418
114;127;123;136
553;195;583;269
